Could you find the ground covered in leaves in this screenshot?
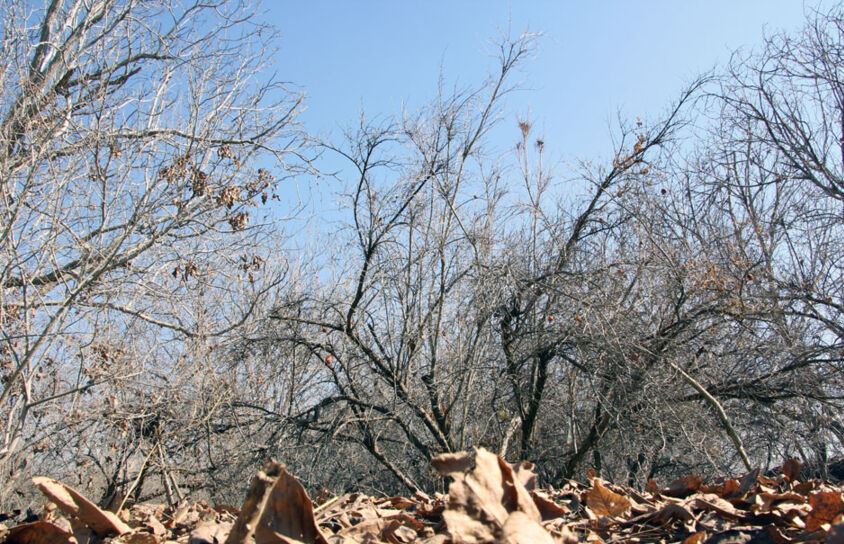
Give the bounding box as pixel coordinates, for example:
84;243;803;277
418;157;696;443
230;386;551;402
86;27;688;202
3;449;844;543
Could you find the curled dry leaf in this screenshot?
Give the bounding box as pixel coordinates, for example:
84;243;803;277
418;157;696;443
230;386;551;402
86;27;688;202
584;479;631;518
5;520;73;544
531;490;570;521
737;468;761;499
688;494;741;519
226;460;328;544
782;459;802;483
32;476;131;537
500;511;554;544
432;448;552;544
623;502;695;529
511;461;537;491
750;491;806;514
701;479;741;499
226;460;283;543
254;463;329;544
662;475;703;498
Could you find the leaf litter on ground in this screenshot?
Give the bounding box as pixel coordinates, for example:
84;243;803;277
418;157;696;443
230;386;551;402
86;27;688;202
3;450;844;543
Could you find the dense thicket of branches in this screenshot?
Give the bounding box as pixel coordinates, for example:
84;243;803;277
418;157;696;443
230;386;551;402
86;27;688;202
0;0;304;508
2;1;843;510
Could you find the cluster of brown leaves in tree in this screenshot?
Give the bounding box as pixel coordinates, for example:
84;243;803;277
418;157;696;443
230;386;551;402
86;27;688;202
4;449;844;543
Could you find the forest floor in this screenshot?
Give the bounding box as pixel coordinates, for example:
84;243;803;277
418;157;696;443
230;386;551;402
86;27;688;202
2;448;844;543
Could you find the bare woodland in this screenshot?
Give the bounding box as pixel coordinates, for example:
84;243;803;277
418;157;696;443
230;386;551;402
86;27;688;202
2;0;844;517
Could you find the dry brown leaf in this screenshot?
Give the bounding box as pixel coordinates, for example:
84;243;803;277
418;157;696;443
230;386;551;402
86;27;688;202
335;513;425;542
807;491;844;531
226;461;283;543
433;448;550;543
500;511;554;544
793;480;823;496
701;479;742;499
383;521;418;543
531;491;570;521
584;479;631;518
623;502;694;528
737;468;761;499
190;519;232;544
430;452;474;476
688;494;742;519
253;464;329;544
782;459;802;483
750;491;806;514
5;520;74;544
511;461;538;491
386;497;417;510
117;533;164;544
663;475;703;498
33;476;131;537
683;531;707;544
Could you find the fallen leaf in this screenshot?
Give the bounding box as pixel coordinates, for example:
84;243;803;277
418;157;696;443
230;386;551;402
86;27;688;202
750;491;806;514
253;464;329;544
511;461;538;491
501;511;554;544
433;448;551;543
226;461;282;543
701;479;741;499
383;521;418;543
737;469;761;499
623;502;694;527
688;494;742;519
584;479;631;518
807;491;844;531
190;519;231;544
683;531;707;544
663;475;703;498
531;490;570;521
430;452;474;476
5;520;73;544
782;459;801;483
33;477;131;537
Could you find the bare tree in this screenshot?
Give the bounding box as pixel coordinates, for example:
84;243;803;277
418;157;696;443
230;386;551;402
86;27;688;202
0;0;304;506
691;4;844;472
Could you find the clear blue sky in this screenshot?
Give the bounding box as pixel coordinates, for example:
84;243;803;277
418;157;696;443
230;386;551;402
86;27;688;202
261;1;829;167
